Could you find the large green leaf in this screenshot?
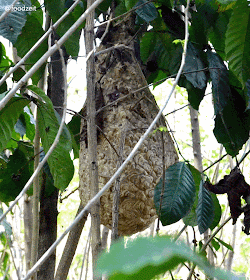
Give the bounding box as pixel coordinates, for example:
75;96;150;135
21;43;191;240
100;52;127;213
183;42;207;90
207;49;231;115
0;97;29;153
14;13;47;85
154;162;196;226
27;85;74;190
209;10;231;60
213;92;249;156
183;164;201;227
0;0;31;43
225;0;250;86
196;181;214;234
97;235;244;280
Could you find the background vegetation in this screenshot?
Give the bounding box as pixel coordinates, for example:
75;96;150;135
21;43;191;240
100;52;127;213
0;0;250;279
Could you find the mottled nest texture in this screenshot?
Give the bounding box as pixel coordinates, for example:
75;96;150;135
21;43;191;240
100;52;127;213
79;16;178;236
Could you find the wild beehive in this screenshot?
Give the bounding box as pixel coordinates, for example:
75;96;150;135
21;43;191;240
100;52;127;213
79;15;178;235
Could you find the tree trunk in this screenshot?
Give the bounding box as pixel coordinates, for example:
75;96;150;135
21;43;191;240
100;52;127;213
84;1;102;278
189;105;215;272
37;31;67;280
189;105;202;172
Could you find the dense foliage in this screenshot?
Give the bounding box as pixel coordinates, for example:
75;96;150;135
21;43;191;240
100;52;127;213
0;0;250;279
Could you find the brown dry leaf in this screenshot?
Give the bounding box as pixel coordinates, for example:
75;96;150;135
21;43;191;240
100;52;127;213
205;168;250;234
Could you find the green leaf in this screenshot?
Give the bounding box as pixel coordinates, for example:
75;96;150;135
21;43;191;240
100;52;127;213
135;0;158;23
213;97;249;156
15;117;26;138
183;42;207;89
124;0;137;10
214;237;233;251
23;106;35;142
0;43;13;74
225;0;250;86
211;238;220;251
209;193;222;231
0;148;32;203
140;32;157;63
183;164;201;227
13;67;26;82
209;10;231;60
189;2;216;46
0;0;31;43
27;85;74;190
0;97;29;153
97;236;243;280
67;113;80;159
196;181;214;234
152;33;173;74
40;151;57;197
185;79;206;110
14;13;47;85
114;0;127;17
169;43;183;75
207;49;231;115
154;162;196;226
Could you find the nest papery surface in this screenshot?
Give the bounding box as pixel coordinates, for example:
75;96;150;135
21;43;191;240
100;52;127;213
79;17;178;235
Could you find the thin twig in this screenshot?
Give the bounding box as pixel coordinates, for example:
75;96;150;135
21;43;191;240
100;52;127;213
187;216;232;280
6;236;21;280
79;227;91;280
173;224;188;241
202;153;227;173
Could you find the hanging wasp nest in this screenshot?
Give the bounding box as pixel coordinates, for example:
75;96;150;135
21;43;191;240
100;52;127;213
79;15;178;236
